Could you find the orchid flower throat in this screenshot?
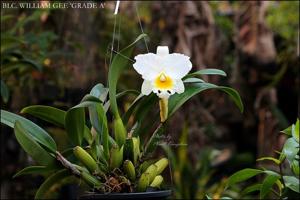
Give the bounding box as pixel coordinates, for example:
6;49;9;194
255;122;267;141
154;73;174;90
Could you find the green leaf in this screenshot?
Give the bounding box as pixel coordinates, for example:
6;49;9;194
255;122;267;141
1;110;57;153
84;126;93;145
13;166;55;178
281;137;299;165
116;90;140;98
73;100;110;160
108;33;147;118
122;94;145;124
14;121;55;166
292;119;299;143
123;138;134;162
132;96;158;138
169;82;244;117
283;176;300;193
19;58;43;71
21;105;66;128
35;169;71;199
65;107;85;146
81;94;103;104
183;77;205;83
89;83;109;102
257;157;281;165
1;80;9;103
185;68;227;79
227;168;263;188
241;184;262;196
123;94;157;134
292;159;299;176
281;125;292;136
122;93;158;144
263;170;280;177
108;33;147;146
144;124;166;155
260;174;280;199
104;89;140;113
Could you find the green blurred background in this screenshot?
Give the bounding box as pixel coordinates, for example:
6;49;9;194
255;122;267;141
1;1;299;199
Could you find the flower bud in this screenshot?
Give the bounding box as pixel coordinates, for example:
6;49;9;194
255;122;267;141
73;146;98;173
123;160;136;181
150;175;163;188
154;158;168;175
132;137;141;165
145;164;158;183
113;117;127;146
109;145;123;170
137;172;150;192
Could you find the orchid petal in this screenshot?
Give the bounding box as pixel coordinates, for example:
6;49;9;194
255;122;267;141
133;53;163;80
174;80;185;94
163;53;192;79
141;80;152;95
156;46;169;57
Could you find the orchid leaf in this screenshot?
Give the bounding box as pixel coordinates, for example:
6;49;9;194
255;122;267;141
89;83;109;102
122;93;151;125
81;94;103;104
65;107;85;146
73;99;110;160
35;169;72;199
108;33;147;146
13;166;55;178
260;174;280;199
169;82;243;117
281;137;299;165
183;77;205;83
14;121;55;166
1;110;57;153
283;176;300;193
281;125;292;136
184;68;227;79
21;105;66;128
241;184;262;196
227;168;263;188
292;119;299;143
104;89;140;113
108;33;147;119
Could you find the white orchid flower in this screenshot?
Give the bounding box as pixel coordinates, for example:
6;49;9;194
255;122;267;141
133;46;192;99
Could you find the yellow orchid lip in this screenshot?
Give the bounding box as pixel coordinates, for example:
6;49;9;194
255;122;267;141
154;73;173;90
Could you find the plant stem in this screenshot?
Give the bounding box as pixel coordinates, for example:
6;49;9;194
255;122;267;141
279;162;286;188
56;151;80;176
271;189;281;199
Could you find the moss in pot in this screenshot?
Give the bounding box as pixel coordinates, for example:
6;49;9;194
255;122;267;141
1;34;243;199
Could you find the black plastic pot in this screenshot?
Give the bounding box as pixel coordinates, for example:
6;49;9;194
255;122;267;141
79;190;172;199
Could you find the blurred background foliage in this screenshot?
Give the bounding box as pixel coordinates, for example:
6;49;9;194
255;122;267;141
0;1;299;199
